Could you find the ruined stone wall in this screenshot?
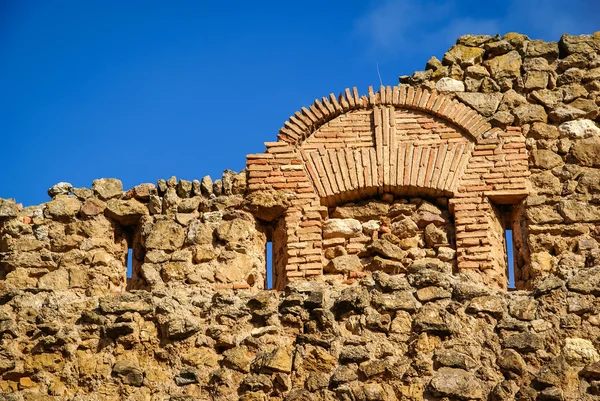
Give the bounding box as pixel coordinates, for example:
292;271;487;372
1;32;600;401
0;171;265;295
403;31;600;289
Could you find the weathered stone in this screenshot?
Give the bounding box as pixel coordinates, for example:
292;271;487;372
212;179;223;196
499;89;527;111
435;77;464;92
509;298;538;321
530;171;562;195
262;347;292;373
390;216;419;239
92;178;123;200
215;218;253;243
330;365;358;386
559;33;596;56
457;34;495;47
562;83;588;102
526;205;563;224
531;149;563;169
503;32;530;46
368;239;406;261
529;122;560;139
429;368;483;400
331;201;389;221
145;219;185;250
370;255;406;274
530;251;555;275
489;110;514;127
466;295;505;317
325;255;362;274
245;190;290;221
503;332;544;352
372;291;420;312
435;349;478;370
339;345;369;363
200;175;213;197
485;50;522;80
112;360;144;386
568;267;600;295
105;199;148;225
484;40;514;57
423;223;448;247
456;92;501;116
0;198;18;220
549;104;588;123
222;348;252;373
524;71;549;90
443;44;485;67
498;349;526;375
531;89;563;108
175;370;198;386
322;218;362;239
527;40;559;59
563;338;600;365
558;200;600;223
80;198;105;217
177;179;192;198
128;183;157;200
47;182;73;198
512;103;547;124
45;195;81;219
571;136;600;167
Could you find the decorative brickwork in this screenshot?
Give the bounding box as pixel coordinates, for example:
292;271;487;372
247;86;529;289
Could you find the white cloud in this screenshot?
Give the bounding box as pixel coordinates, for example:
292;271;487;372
354;0;598;59
354;0;499;58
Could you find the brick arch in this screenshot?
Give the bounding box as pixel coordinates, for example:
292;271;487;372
277;86;493;146
246;85;529;291
299;104;474;207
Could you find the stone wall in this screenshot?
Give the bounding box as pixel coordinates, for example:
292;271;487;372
1;32;600;400
0;171;265;296
402;31;600;289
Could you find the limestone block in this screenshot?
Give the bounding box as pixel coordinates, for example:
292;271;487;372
484;50;522;80
563;338;600;365
455;92;501;116
429;368;484;399
105;199;149;225
443;44;485;66
322;218;362;239
45;195;81;219
92;178;123;200
145;220;185;250
435;77;465;92
47;182;73;198
325;255;362;274
572;136;600;167
559;119;600;139
558;200;600;223
531;149;563;169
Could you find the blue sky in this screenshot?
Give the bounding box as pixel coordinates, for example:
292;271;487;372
1;0;598;207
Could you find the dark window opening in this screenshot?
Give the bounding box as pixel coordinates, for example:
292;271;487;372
266;241;273;289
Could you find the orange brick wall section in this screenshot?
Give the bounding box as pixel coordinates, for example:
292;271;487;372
247;86;528;290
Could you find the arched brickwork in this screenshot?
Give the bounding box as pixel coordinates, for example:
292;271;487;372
247;86;530;290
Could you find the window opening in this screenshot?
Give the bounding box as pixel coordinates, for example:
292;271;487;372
127;248;133;279
505;229;516;289
266;241;273;289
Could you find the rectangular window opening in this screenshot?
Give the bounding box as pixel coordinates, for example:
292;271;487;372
505;229;516;290
127;248;133;279
266;241;273;289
